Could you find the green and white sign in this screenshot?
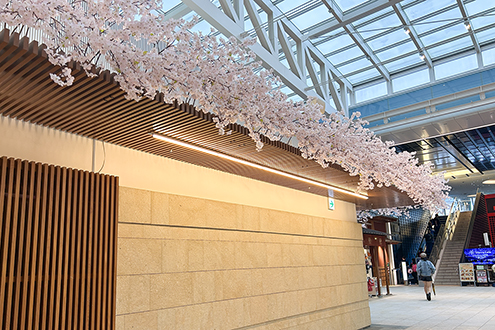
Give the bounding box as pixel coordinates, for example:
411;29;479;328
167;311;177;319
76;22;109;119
328;198;335;210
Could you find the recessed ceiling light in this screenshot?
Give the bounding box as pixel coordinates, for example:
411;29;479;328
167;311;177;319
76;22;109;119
482;180;495;184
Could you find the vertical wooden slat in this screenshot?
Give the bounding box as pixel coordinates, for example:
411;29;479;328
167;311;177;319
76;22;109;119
53;167;67;330
12;161;30;329
47;166;62;330
0;158;118;330
110;176;119;330
60;169;72;328
41;165;56;330
72;170;83;330
92;173;101;330
67;170;79;328
102;175;110;327
78;171;89;330
0;157;10;330
35;163;49;330
4;159;23;329
19;162;37;330
84;172;95;329
96;174;105;330
27;162;43;329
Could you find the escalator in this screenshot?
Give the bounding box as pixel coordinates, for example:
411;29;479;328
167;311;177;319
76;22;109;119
433;194;493;285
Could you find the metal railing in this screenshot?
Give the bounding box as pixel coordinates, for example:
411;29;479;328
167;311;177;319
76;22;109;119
430;199;461;266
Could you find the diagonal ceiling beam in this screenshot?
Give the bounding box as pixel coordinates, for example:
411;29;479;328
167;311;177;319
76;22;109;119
433;137;479;174
161;3;193;21
180;0;352;113
456;0;481;53
306;0;404;40
180;0;318;104
443;136;485;174
323;0;390;81
393;3;433;68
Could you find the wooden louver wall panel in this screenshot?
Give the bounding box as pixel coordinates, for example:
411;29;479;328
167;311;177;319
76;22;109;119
0;157;118;330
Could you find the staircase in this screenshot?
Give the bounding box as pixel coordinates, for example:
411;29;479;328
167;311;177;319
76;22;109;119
434;211;472;285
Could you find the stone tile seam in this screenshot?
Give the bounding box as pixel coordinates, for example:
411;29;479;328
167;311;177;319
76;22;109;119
118;221;362;242
116;296;369;319
117;263;366;276
118;236;363;247
234;302;370;330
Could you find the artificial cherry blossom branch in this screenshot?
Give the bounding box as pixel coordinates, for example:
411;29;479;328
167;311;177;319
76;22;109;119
0;0;450;211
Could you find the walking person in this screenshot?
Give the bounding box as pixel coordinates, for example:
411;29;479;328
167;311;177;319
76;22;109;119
417;252;436;301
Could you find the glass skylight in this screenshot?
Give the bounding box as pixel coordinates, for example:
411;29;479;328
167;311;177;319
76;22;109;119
162;0;182;13
290;4;328;31
376;41;417;62
334;0;373;12
326;46;364;66
358;11;401;39
173;0;495;105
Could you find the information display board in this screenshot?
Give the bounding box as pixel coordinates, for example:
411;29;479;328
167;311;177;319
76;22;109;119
476;270;488;283
459;263;475;282
464;248;495;264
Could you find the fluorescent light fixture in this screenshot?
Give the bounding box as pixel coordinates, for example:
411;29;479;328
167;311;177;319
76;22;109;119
152;132;368;200
482;180;495;184
467;194;477;197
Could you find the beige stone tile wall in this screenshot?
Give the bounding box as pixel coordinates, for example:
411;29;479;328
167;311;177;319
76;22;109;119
116;187;371;330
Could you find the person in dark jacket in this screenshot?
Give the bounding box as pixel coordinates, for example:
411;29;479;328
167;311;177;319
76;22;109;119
417;252;436;301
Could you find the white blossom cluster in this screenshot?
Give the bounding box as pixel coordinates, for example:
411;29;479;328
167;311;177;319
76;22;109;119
357;206;417;224
0;0;450;211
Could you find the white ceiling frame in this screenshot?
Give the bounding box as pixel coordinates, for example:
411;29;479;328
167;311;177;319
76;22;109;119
161;3;192;21
180;0;351;113
455;0;481;53
393;3;433;68
306;0;405;40
305;48;325;99
244;0;274;53
323;0;390;81
219;0;240;24
277;21;302;79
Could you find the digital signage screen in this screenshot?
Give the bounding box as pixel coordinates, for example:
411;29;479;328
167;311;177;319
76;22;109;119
464;248;495;264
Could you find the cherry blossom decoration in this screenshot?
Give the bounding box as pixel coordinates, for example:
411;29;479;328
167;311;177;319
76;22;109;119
357;206;419;224
0;0;450;211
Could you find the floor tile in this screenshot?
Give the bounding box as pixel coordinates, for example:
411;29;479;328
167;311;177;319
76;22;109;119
368;285;495;330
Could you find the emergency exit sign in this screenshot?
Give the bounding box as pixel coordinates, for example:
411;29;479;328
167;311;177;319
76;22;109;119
328;198;335;210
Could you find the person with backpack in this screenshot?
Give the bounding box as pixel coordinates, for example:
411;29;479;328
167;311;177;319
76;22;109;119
411;259;418;285
417;252;436;301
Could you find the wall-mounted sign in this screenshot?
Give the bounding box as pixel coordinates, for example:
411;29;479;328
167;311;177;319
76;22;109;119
328;198;335;210
464;248;495;264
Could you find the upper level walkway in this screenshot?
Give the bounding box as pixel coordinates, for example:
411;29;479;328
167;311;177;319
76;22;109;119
350;66;495;145
368;285;495;330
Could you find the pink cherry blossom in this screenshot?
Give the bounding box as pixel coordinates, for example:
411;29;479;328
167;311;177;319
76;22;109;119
0;0;450;212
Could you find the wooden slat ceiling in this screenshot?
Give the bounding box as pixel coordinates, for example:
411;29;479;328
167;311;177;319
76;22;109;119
0;28;414;209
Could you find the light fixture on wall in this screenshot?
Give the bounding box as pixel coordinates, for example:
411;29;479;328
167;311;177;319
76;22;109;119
404;27;411;34
419;52;426;61
464;21;471;30
151;132;369;200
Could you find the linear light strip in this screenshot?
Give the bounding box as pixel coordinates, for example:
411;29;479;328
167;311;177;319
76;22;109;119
152;132;368;200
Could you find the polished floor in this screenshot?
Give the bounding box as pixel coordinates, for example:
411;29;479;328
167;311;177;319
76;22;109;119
367;284;495;330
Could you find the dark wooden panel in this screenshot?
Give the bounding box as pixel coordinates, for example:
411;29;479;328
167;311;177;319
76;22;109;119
0;157;118;329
